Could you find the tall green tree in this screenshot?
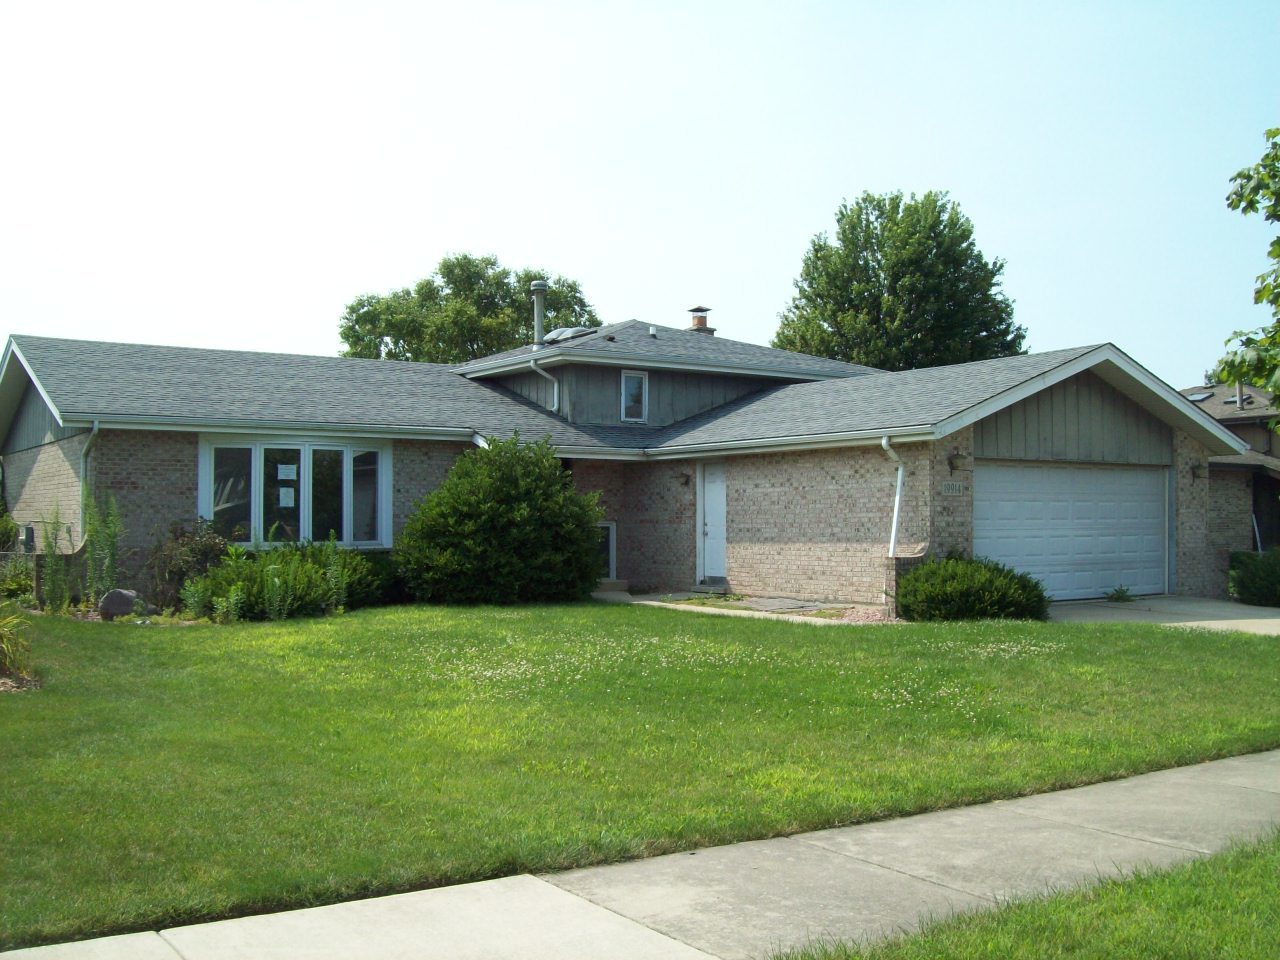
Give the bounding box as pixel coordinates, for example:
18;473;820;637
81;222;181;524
772;191;1026;371
1214;128;1280;396
339;254;600;364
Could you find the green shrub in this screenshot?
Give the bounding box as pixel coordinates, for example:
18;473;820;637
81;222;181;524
83;495;123;605
146;521;229;611
0;513;18;551
38;508;69;613
0;554;34;603
0;607;31;679
352;550;406;607
182;541;382;622
897;555;1049;621
1228;549;1280;606
179;576;214;619
395;435;605;604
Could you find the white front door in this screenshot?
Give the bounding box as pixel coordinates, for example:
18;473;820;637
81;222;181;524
973;461;1168;600
702;462;727;581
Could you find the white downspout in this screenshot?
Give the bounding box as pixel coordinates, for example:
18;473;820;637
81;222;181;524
881;435;904;557
529;358;560;414
79;420;101;547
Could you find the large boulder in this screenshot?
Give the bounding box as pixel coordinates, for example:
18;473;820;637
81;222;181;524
98;589;139;622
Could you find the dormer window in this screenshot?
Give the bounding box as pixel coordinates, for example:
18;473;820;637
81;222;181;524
621;370;648;423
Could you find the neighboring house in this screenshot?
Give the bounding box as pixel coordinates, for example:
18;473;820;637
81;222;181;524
1179;384;1280;574
0;304;1246;604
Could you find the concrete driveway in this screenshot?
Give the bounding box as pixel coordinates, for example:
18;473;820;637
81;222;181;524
1050;595;1280;635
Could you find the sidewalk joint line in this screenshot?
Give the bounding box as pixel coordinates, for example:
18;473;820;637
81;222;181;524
999;809;1211;853
534;876;726;960
156;930;193;960
1179;777;1280;796
786;837;998;904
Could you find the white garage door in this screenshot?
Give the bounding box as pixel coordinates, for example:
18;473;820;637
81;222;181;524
973;462;1168;600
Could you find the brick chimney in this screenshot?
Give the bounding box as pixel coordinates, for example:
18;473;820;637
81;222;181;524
687;305;715;335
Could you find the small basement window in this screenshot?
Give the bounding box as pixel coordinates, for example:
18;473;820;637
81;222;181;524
621;370;648;423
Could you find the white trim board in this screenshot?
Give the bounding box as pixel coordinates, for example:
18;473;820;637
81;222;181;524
0;340;66;427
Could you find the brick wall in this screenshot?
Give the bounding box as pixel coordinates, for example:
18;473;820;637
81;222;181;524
571;460;627;521
392;440;469;537
92;430;199;587
930;427;974;557
571;459;696;592
1174;430;1216;596
1207;467;1254;592
722;442;933;604
2;432;90;551
618;460;697;592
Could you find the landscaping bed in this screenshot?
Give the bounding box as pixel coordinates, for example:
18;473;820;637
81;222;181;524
1;605;1277;949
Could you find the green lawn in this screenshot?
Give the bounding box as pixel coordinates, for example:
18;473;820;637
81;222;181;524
1;605;1278;949
776;832;1280;960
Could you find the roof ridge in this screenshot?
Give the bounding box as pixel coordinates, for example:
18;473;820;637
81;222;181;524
9;334;459;372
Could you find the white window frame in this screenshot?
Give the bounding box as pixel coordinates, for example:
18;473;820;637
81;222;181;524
621;370;648;423
197;435;393;548
597;520;617;579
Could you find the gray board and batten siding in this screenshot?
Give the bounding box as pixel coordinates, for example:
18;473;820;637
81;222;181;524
497;365;771;428
973;370;1173;466
2;383;86;454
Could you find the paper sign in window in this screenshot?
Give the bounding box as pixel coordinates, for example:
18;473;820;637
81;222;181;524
277;464;298;481
278;487;295;508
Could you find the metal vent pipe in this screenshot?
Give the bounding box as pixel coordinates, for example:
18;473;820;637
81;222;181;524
530;280;548;348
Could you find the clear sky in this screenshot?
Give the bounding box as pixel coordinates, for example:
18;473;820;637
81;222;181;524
1;1;1274;388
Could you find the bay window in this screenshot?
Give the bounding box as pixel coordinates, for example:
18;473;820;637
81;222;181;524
199;438;391;546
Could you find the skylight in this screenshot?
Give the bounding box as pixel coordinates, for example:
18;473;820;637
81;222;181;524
1187;391;1213;402
541;327;595;345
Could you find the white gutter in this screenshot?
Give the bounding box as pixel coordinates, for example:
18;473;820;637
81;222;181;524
459;350;855;383
58;415;476;442
79;419;101;546
881;435;904;558
528;358;560;413
649;425;934;459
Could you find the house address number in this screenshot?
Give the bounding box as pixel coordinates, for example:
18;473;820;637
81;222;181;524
941;480;965;497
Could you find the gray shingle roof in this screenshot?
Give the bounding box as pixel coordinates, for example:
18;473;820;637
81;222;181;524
652;346;1101;448
455;320;880;379
6;334;1108;454
8;335;659;449
1179;385;1275;423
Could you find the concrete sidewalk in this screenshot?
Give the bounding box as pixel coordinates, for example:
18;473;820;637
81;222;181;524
7;751;1278;960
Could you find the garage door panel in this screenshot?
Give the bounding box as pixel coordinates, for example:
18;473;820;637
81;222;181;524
974;462;1167;601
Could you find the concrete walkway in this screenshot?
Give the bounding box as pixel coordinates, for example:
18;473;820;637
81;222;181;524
7;751;1278;960
1050;595;1280;634
599;591;1280;634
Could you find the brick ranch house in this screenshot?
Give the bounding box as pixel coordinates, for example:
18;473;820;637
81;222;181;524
0;303;1247;604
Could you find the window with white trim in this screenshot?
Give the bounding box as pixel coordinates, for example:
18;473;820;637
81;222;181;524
200;438;392;546
621;370;648;423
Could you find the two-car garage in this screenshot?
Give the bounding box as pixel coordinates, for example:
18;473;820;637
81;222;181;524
968;370;1175;601
973;462;1168;600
